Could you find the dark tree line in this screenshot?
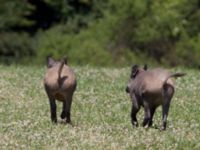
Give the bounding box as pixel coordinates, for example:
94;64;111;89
0;0;199;67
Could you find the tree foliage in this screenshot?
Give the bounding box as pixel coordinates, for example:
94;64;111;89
0;0;199;67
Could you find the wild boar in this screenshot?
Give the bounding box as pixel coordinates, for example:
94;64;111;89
44;56;77;123
126;65;185;130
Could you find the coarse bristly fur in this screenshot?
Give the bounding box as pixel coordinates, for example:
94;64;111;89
44;56;77;123
126;65;186;130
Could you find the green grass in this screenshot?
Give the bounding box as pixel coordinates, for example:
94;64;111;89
0;65;200;149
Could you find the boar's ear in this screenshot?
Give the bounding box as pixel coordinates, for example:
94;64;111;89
131;65;139;79
47;56;55;68
63;56;67;64
143;64;148;70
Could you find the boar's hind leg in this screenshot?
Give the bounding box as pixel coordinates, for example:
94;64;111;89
66;95;73;123
131;94;140;127
161;84;174;130
49;98;57;123
45;94;57;123
61;95;73;123
45;88;57;123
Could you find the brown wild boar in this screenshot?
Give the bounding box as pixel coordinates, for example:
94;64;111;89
44;56;77;123
126;65;185;130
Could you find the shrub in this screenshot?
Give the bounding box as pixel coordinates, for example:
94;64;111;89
0;32;35;64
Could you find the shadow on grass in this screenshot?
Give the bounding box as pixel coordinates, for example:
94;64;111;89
51;119;76;127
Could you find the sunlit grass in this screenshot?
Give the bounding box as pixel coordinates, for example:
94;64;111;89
0;65;200;149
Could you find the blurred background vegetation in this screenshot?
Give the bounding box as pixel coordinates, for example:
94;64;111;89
0;0;199;67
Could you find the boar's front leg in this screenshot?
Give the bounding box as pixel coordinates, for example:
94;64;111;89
61;101;66;120
149;106;156;127
131;94;140;127
142;101;151;128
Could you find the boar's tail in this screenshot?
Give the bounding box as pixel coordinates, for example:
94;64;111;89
171;73;186;78
168;72;186;79
164;72;186;85
58;59;65;86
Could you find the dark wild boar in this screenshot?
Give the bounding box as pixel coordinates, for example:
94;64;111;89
44;56;77;123
126;65;185;130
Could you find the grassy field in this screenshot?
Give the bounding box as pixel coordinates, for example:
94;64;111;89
0;65;200;149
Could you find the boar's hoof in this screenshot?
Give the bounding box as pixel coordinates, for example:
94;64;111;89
132;121;138;127
60;111;66;119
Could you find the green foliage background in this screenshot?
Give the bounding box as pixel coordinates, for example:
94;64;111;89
0;0;199;67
